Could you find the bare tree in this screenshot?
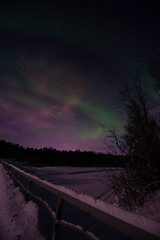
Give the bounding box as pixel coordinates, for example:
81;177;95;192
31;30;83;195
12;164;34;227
148;54;160;92
107;73;160;209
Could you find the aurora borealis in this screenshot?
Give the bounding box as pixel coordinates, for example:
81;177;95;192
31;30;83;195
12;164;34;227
0;2;160;152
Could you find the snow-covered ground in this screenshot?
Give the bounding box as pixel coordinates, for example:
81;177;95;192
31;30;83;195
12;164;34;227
0;163;45;240
1;161;160;240
134;190;160;223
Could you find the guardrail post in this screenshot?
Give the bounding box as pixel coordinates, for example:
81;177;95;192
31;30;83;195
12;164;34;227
52;194;63;240
9;167;13;177
15;173;20;187
25;180;32;203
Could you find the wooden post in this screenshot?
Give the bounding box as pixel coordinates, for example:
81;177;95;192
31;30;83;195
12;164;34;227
15;174;20;187
9;167;13;177
52;194;63;240
25;180;32;203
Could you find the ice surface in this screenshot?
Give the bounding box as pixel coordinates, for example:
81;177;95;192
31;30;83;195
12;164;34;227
24;165;160;223
24;166;111;198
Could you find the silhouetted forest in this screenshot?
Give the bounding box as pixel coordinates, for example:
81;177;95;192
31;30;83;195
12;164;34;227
0;140;125;167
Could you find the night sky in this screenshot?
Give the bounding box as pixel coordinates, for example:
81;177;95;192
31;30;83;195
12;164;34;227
0;2;160;152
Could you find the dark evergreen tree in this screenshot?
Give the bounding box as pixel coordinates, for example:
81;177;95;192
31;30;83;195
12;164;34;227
0;140;124;167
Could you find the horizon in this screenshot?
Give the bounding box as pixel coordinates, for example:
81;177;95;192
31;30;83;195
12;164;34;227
0;139;117;155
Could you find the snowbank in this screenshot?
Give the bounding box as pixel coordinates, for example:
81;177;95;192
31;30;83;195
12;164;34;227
0;163;45;240
4;161;160;238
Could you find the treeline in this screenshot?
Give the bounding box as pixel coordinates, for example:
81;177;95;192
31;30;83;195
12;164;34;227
0;140;125;167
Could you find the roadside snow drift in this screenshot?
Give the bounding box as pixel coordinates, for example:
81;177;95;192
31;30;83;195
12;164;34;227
0;163;45;240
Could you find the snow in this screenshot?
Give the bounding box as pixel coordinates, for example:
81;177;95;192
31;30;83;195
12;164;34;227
60;220;99;240
1;161;160;239
0;163;45;240
3;161;160;238
134;191;160;222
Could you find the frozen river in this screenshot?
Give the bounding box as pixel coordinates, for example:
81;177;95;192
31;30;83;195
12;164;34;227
24;166;116;203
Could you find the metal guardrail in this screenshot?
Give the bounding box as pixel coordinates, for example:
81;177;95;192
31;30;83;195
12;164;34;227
2;161;160;240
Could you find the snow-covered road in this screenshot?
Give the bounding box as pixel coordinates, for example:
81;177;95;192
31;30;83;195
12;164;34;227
0;163;45;240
